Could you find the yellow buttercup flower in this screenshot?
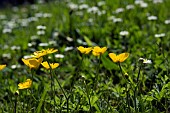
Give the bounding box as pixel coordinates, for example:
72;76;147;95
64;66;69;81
18;79;32;89
32;48;58;58
77;46;92;54
92;46;107;56
41;61;59;69
0;64;6;71
109;53;129;63
22;57;43;69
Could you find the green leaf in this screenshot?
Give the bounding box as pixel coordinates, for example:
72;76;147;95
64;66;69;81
90;95;98;106
36;85;48;113
10;85;17;94
83;36;93;46
101;55;119;70
143;95;154;101
82;105;89;111
106;37;111;47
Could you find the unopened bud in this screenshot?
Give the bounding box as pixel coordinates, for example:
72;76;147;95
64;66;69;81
15;90;19;96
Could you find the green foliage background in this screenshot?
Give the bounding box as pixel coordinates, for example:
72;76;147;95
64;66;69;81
0;0;170;112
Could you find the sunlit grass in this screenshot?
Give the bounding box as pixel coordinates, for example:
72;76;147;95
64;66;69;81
0;0;170;112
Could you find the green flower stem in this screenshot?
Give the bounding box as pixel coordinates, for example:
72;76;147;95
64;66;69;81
6;77;13;112
52;70;57;113
75;95;83;112
160;60;167;112
30;69;35;94
77;54;84;75
97;55;101;81
95;55;101;89
118;63;128;81
54;71;69;113
30;69;36;110
136;63;142;83
109;70;114;77
46;60;56;111
26;89;29;112
84;80;92;112
14;95;18;113
134;62;142;112
72;54;84;87
28;89;37;101
22;90;25;113
160;38;169;76
73;54;85;112
118;63;124;76
50;69;57;111
165;95;168;113
118;62;130;113
69;9;73;38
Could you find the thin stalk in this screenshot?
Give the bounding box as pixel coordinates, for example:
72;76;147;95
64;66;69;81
96;55;101;81
14;96;18;113
55;71;69;113
157;40;169;113
118;63;124;76
22;91;25;113
50;69;54;105
51;69;57;112
69;53;84;108
52;71;57;113
76;54;84;75
46;60;56;111
69;9;73;38
165;95;168;113
73;54;85;112
118;63;128;82
75;95;83;112
118;62;130;113
72;54;84;87
134;62;142;112
84;80;92;112
161;40;169;76
109;70;114;77
26;89;29;113
30;70;35;112
136;64;142;83
95;55;101;89
134;88;137;111
127;89;130;113
28;90;37;101
30;70;34;94
6;77;13;112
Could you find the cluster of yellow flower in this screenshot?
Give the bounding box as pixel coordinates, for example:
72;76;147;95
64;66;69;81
22;48;59;69
20;48;59;90
77;46;107;56
0;47;129;91
77;46;129;63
